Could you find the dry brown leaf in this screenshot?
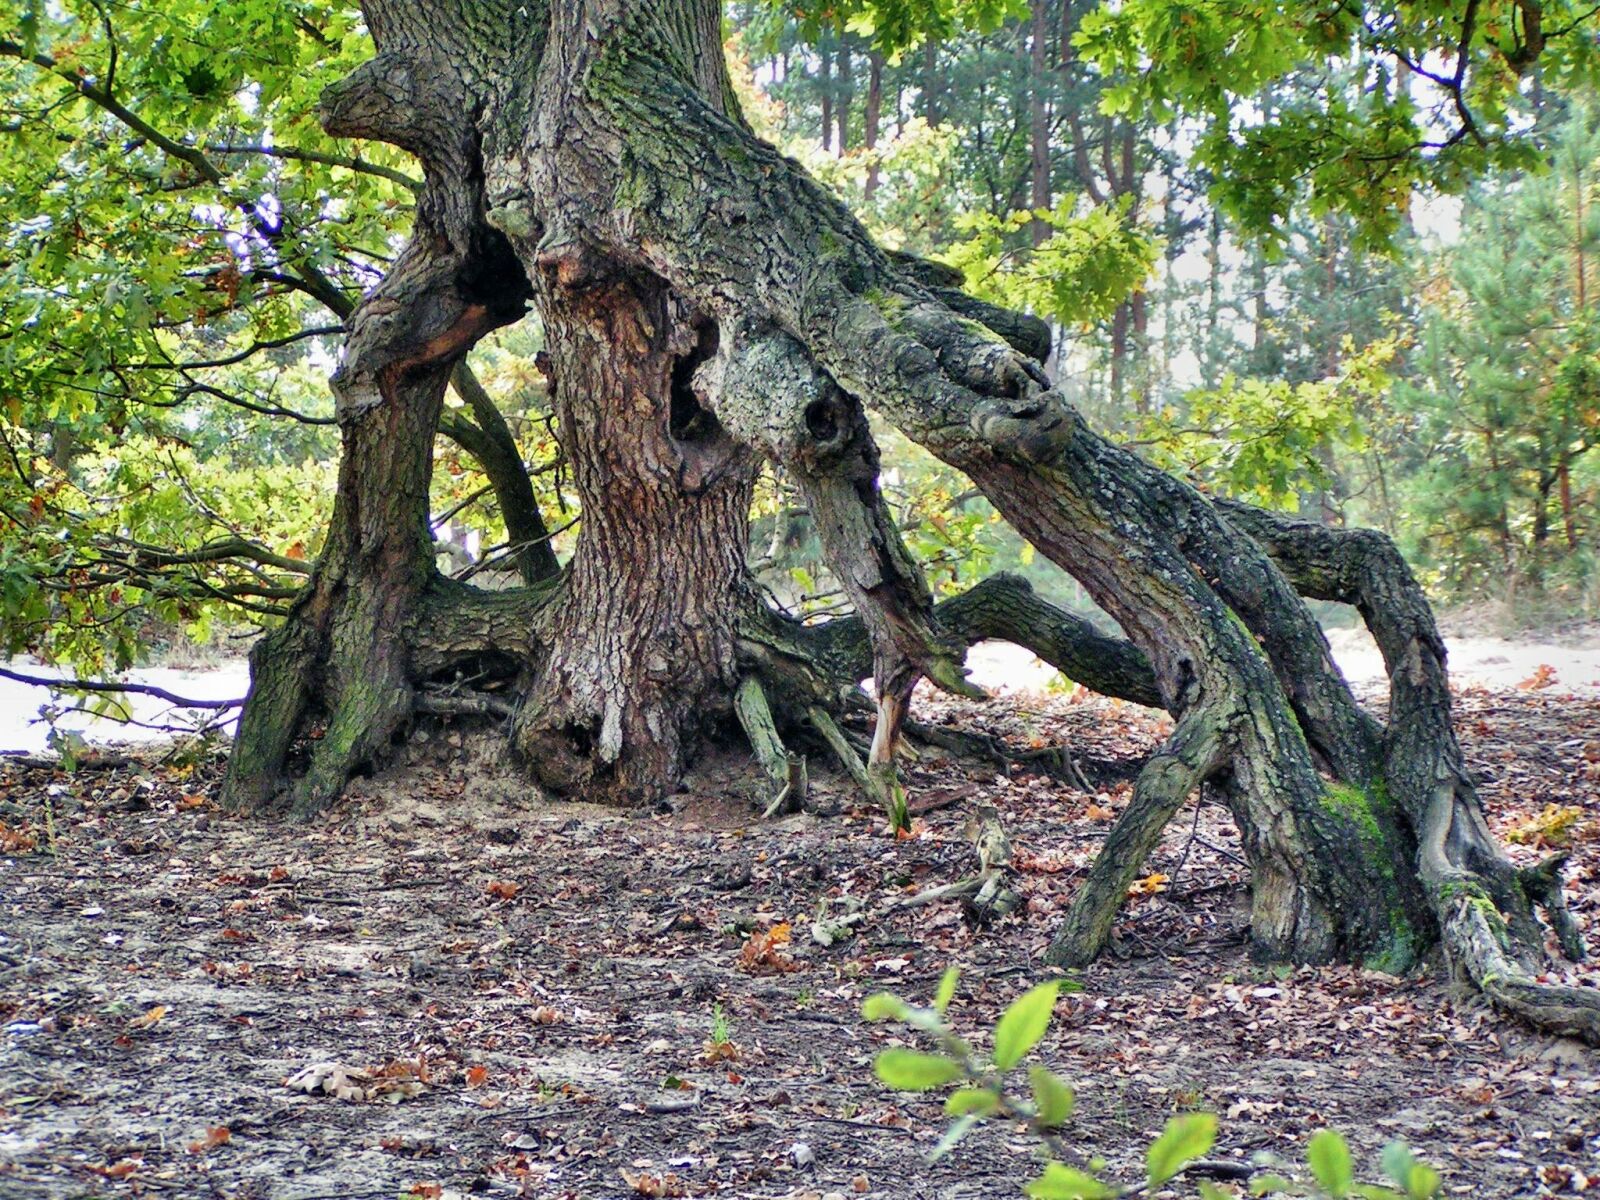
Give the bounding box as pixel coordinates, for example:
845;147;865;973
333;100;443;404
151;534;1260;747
738;922;800;973
1127;872;1170;897
485;880;520;900
129;1004;167;1030
620;1169;688;1197
701;1039;740;1064
1515;663;1558;690
0;820;39;853
465;1065;489;1088
186;1126;230;1153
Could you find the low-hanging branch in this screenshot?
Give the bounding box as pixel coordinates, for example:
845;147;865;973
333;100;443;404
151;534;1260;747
0;665;244;711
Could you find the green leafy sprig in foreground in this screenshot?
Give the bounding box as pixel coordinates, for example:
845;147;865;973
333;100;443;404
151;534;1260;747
862;968;1444;1198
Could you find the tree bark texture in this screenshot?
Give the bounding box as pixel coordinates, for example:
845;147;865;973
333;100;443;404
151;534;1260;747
221;0;1597;1041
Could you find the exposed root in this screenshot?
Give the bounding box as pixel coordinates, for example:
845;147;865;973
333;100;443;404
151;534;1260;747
895;802;1020;924
1224;501;1600;1042
868;686;913;833
1046;712;1224;966
807;705;875;802
735;676;807;816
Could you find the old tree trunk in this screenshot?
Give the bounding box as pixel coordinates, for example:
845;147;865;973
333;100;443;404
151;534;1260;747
219;0;1598;1042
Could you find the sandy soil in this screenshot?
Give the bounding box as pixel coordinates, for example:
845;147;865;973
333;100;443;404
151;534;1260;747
4;624;1597;755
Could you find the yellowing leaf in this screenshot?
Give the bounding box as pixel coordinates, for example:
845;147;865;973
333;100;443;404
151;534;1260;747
992;981;1060;1069
129;1004;167;1029
873;1048;964;1091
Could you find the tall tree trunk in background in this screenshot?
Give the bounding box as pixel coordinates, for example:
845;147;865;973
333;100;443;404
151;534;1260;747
1482;420;1516;565
819;39;833;152
922;39;942;125
222;0;1599;1045
1534;471;1554;547
1129;290;1149;416
835;39;853;154
864;51;883;200
1109;301;1128;411
1203;208;1222;389
1559;460;1579;549
1028;0;1052;247
1251;247;1269;352
1313;216;1346;526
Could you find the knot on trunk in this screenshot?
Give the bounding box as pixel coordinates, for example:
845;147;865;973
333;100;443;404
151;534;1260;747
320;53;474;166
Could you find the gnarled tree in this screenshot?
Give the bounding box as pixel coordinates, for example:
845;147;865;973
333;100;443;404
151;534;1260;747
220;0;1598;1043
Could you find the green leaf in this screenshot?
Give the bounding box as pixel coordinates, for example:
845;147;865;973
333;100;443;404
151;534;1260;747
1406;1165;1442;1200
1024;1161;1117;1200
861;992;910;1022
873;1048;964;1092
929;1112;981;1162
945;1086;1000;1117
1028;1066;1074;1129
1307;1129;1355;1197
991;981;1060;1069
1147;1112;1218;1187
933;966;959;1014
1379;1142;1443;1199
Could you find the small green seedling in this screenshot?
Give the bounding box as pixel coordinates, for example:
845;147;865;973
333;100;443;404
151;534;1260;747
862;967;1443;1199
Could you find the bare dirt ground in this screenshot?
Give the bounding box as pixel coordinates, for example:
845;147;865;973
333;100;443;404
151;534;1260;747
2;684;1597;1200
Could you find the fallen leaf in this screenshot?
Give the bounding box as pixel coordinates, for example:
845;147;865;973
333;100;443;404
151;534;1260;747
466;1065;489;1088
485;880;520;900
92;1159;141;1179
129;1004;168;1030
0;820;39;853
738;922;800;973
620;1169;688;1197
1516;663;1558;690
1128;872;1170;896
187;1126;230;1153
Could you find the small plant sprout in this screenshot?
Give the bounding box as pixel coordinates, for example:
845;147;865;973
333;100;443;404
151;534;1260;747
862;968;1090;1178
861;967;1443;1199
702;1001;738;1064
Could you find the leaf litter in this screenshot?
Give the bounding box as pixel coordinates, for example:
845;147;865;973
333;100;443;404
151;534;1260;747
0;685;1595;1197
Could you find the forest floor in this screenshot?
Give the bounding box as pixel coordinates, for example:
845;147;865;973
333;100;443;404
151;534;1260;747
1;681;1598;1199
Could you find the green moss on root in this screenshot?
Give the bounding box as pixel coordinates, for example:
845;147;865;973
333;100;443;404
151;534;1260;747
1322;781;1384;845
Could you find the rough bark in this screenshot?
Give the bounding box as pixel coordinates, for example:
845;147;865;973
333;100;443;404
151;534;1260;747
219;0;1598;1040
222;0;536;815
507;270;756;801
